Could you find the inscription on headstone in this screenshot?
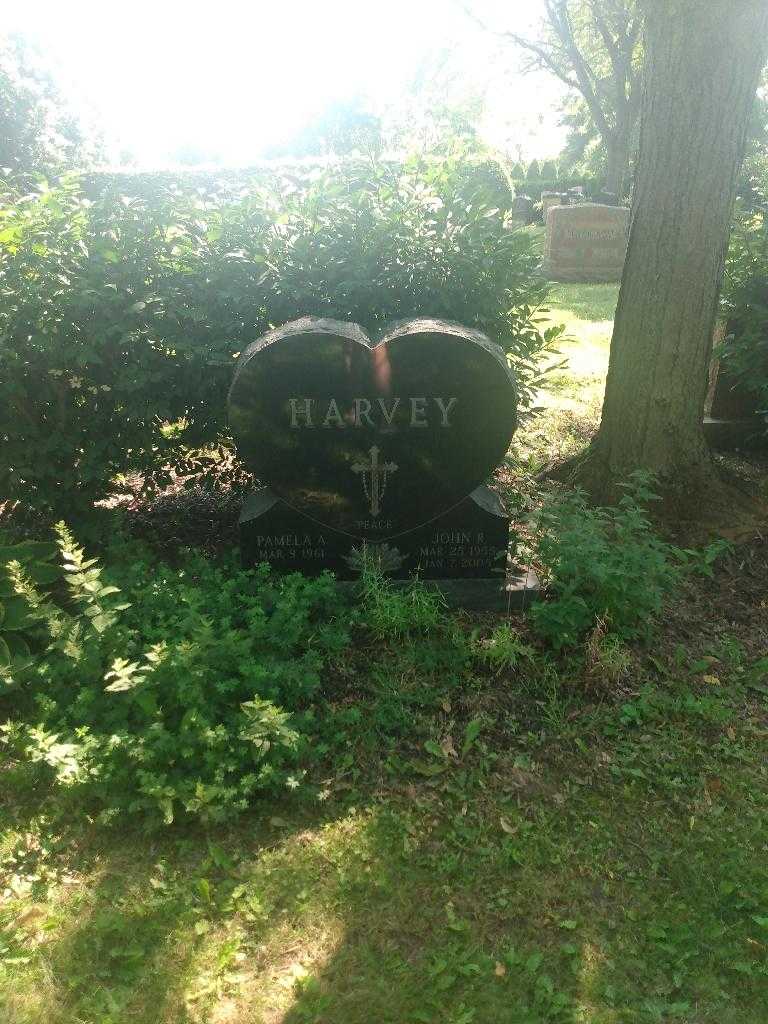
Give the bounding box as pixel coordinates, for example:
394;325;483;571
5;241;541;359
543;203;629;283
240;484;511;581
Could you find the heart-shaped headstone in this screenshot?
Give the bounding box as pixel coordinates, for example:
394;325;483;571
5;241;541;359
228;317;517;540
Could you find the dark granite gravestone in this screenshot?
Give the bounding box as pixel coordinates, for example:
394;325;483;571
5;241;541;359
592;191;619;206
510;195;535;224
228;317;538;609
704;320;768;450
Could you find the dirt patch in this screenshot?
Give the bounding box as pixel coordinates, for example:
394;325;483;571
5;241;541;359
656;533;768;665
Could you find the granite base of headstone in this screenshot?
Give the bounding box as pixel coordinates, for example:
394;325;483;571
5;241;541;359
543;202;629;282
239;484;539;611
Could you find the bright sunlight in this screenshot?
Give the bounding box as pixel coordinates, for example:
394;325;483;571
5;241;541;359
6;0;566;165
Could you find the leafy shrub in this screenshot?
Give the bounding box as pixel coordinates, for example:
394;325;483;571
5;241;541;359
719;202;768;419
0;153;560;516
6;528;350;827
531;475;684;649
0;536;61;677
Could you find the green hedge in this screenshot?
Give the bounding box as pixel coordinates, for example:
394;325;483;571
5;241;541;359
0;154;559;516
719;201;768;416
509;175;598;199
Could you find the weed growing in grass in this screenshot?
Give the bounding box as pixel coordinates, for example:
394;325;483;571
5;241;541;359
473;624;535;676
355;559;446;640
584;619;633;690
531;473;722;650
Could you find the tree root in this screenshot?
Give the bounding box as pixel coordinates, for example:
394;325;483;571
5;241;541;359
544;441;767;545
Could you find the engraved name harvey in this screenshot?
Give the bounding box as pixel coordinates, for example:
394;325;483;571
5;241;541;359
288;396;458;429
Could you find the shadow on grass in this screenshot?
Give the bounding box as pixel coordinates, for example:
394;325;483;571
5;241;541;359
4;699;768;1024
274;740;768;1024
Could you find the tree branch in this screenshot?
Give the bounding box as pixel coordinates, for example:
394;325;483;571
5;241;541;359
545;0;613;136
457;3;582;91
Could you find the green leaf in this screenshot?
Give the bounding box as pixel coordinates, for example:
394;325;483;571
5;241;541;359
0;637;10;668
5;634;31;660
461;718;483;758
424;739;444;759
27;564;63;585
0;541;57;563
1;597;34;631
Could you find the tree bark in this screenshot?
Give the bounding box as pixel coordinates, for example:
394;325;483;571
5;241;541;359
571;0;768;509
603;128;631;198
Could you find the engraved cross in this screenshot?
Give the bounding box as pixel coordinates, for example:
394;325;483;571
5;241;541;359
351;445;398;518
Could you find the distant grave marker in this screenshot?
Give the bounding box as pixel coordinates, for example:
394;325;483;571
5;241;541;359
541;191;568;219
704;320;768;449
543;202;629;283
510;194;535;224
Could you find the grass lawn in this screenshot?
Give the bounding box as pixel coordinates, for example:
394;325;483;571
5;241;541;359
3;628;768;1024
513;281;618;470
3;284;768;1024
547;284;620;324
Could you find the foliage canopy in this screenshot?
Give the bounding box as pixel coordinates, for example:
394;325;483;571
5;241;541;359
0;153;559;514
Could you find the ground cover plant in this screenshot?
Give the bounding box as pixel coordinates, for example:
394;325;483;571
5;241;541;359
1;522;767;1023
2;530;356;827
530;473;695;649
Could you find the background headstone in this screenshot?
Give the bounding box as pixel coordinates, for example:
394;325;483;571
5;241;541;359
543;203;630;283
510;194;535;225
592;191;619;207
541;191;568;219
704;320;768;449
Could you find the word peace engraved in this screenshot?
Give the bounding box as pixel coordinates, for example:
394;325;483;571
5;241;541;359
351;445;398;517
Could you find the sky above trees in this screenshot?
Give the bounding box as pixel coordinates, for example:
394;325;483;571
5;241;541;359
5;0;568;166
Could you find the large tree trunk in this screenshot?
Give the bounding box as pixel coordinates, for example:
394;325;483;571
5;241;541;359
572;0;768;509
